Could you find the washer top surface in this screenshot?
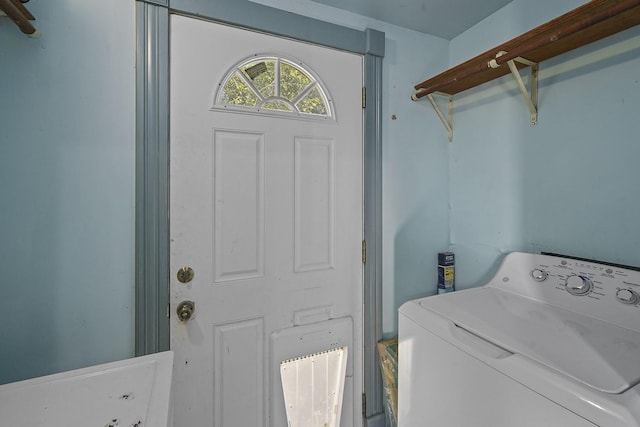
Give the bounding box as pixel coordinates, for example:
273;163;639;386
409;252;640;394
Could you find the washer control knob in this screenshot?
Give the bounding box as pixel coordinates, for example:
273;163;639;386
531;269;548;282
616;289;639;305
565;275;592;296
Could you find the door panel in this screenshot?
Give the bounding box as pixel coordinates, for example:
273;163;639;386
294;137;335;272
214;318;265;426
170;15;363;427
213;130;265;282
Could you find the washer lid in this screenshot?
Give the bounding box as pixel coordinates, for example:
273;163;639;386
419;287;640;394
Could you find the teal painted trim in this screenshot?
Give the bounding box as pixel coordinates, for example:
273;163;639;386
366;28;385;58
170;0;367;54
364;412;386;427
135;1;170;356
363;51;384;417
139;0;168;6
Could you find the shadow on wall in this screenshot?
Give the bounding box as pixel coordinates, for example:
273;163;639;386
447;244;507;289
392;207;448;335
391;213;514;335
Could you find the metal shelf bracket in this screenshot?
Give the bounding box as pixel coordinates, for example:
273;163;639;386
490;51;538;126
426;92;454;142
415;52;538;142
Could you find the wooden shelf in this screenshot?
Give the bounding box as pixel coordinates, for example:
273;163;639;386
0;0;39;37
413;0;640;141
413;0;640;98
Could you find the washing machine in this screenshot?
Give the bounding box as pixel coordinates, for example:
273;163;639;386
398;252;640;426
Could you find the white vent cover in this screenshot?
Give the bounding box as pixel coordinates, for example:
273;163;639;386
280;347;348;427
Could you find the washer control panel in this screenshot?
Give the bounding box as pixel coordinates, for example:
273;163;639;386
616;288;639;305
490;252;640;332
564;274;593;296
531;268;548;282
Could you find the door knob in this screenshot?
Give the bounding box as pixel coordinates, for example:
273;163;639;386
177;266;195;283
177;300;195;322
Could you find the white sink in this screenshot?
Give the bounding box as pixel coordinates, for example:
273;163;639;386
0;351;173;427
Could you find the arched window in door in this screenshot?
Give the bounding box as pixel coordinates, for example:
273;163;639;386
214;55;333;120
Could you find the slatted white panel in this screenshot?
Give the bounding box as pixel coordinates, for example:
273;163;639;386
213;130;265;282
280;347;348;427
214;318;265;427
294;137;335;272
270;317;353;427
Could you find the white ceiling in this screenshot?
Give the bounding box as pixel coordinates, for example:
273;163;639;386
310;0;514;39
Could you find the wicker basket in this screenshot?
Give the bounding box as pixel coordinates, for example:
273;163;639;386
377;337;398;427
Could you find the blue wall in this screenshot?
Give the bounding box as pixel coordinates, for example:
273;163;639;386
448;0;640;289
4;0;636;374
381;33;449;336
0;0;136;383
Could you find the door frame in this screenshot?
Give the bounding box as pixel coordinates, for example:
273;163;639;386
134;0;385;421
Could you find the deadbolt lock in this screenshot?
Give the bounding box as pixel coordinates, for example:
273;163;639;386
177;266;195;283
176;300;195;322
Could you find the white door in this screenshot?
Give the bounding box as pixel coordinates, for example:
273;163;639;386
169;15;364;427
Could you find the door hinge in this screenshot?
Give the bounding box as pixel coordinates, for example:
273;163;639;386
167;303;171;319
362;240;367;264
362;86;366;109
362;393;367;416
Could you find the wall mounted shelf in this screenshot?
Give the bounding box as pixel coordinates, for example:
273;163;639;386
0;0;39;37
413;0;640;141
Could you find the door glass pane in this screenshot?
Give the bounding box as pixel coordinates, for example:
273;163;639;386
215;55;332;119
296;86;328;116
280;61;312;102
263;100;294;112
241;60;276;99
220;72;260;107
